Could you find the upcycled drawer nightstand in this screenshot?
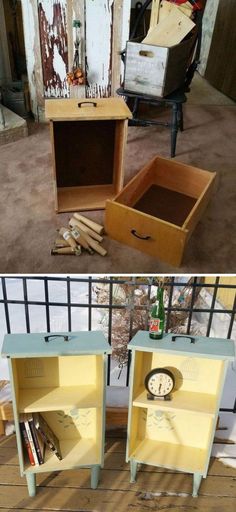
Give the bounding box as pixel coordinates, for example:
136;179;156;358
45;98;132;212
126;331;235;497
1;331;111;497
105;155;216;266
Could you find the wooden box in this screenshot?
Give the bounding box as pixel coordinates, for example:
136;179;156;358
45;98;132;212
105;156;216;267
124;34;196;97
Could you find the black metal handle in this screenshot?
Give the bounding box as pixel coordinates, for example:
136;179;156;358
78;101;97;108
172;335;195;344
131;229;151;240
44;335;69;343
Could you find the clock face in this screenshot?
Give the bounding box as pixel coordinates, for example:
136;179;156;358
145;368;175;397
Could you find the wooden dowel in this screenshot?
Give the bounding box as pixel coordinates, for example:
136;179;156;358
74;213;104;235
51;247;81;255
70;226;94;254
69;217;103;242
59;227;78;250
77;226;107;257
55;238;70;248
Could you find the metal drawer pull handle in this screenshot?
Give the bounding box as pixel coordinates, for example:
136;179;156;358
44;335;69;343
131;229;151;240
78;101;97;108
172;335;195;344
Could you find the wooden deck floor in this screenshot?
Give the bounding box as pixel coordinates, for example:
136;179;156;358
0;430;236;512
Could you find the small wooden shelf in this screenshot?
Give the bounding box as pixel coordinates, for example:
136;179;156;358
130;439;207;474
133;389;216;416
18;385;101;413
24;438;100;473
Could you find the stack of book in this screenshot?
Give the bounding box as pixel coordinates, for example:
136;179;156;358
19;412;62;466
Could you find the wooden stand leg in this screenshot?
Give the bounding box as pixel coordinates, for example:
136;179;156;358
192;473;202;497
26;473;36;497
171;103;178;158
91;465;100;489
130;458;138;483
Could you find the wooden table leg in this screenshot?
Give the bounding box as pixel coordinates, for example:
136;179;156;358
130;458;138;483
91;465;100;489
26;473;36;497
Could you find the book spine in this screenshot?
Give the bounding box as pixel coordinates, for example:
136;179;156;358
24;420;39;466
19;421;35;466
37;426;62;460
29;420;44;464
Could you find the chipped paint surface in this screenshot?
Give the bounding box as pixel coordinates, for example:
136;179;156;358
21;1;132;107
85;0;114;98
38;0;69;97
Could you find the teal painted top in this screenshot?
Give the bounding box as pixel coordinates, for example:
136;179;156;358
1;331;112;358
129;331;235;360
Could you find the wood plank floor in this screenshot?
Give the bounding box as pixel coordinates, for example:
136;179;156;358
0;430;236;512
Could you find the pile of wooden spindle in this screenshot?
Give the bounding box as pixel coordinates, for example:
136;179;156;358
52;213;107;257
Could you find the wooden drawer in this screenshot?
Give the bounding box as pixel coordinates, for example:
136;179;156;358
105;156;216;267
45;98;132;212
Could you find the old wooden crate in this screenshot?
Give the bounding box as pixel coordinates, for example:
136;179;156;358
124;33;196;97
105;156;216;267
45;98;132;212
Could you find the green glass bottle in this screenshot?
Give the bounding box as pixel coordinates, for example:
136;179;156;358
149;286;165;340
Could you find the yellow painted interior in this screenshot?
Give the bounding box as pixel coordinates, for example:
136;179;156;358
133;351;224;396
14;355;104;412
42;408;97;440
128;406;212;473
16;355;100;388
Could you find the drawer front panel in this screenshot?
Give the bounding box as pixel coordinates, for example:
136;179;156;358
105;200;188;267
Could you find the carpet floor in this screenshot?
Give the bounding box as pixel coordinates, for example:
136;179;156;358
0;103;235;274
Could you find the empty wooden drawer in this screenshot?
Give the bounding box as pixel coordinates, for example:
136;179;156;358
45;98;132;212
105;156;216;267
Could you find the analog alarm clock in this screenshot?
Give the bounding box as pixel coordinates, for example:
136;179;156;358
145;368;175;400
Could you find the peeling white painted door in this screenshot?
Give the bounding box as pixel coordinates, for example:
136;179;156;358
85;0;114;97
38;0;69;98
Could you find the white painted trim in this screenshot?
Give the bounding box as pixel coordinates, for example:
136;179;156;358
21;0;44;118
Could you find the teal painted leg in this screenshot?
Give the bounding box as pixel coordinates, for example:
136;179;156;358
91;465;100;489
130;459;138;483
192;473;202;497
26;473;36;497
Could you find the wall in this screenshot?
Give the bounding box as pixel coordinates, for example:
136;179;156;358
205;277;236;311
